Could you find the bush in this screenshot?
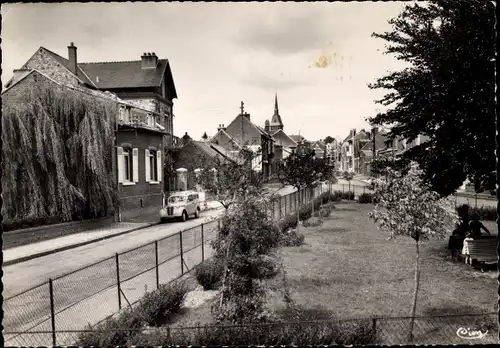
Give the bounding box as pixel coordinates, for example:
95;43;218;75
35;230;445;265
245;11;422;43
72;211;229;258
195;259;223;290
303;216;323;227
126;320;377;345
319;204;335;218
77;281;188;346
357;193;374;204
137;281;188;326
77;308;144;346
281;228;305;247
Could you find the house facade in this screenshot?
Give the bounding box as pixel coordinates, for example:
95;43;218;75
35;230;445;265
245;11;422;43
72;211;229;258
5;43;178;186
2;67;167;221
3;42;177;221
211;103;275;179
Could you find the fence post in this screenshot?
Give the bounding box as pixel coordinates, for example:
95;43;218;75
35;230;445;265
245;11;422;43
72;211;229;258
155;241;159;289
115;253;122;310
180;231;184;275
475;193;477;209
278;197;282;219
201;223;205;262
284;195;287;216
49;278;56;347
342;184;345;195
363;186;366;195
372;318;377;340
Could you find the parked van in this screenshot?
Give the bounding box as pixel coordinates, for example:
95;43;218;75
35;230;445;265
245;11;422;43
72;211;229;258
160;191;201;222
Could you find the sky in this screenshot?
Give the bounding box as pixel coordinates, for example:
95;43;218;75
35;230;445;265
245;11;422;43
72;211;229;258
1;2;409;142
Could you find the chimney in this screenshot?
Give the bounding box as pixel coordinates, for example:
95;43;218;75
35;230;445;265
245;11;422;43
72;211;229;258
217;124;226;132
264;119;270;132
141;52;158;69
68;42;77;75
243;112;250;120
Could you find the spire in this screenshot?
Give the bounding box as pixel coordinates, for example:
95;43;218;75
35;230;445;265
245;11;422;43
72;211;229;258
270;92;284;131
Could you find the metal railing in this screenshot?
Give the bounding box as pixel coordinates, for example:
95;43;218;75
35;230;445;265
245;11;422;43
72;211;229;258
3;186;329;347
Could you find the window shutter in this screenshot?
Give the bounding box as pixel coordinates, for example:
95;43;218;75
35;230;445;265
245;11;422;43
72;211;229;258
145;149;151;182
133;148;139;183
157;151;162;182
117;147;124;183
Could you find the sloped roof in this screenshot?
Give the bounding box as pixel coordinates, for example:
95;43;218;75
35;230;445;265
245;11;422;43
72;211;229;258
289;134;306;143
361;150;373;157
272;129;297;146
311;140;326;151
79;59;171;90
39;47;96;87
193;141;243;164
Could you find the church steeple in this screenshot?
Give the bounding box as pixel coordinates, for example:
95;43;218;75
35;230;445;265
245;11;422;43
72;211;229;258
270;92;284;132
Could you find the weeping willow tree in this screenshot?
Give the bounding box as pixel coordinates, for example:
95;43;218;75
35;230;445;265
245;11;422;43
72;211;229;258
2;82;119;224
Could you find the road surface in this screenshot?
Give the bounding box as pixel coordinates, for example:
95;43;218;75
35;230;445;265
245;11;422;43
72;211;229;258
4;187;307;346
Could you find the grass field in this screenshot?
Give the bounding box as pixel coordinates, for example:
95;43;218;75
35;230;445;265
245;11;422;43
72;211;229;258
165;201;498;344
266;202;497;319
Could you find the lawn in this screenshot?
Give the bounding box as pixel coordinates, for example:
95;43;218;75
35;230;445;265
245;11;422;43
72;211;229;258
267;202;497;318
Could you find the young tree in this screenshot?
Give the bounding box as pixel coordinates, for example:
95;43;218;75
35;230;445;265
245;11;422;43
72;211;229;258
368;1;496;196
277;150;327;227
196;146;261;210
368;162;458;342
211;194;282;324
342;171;354;193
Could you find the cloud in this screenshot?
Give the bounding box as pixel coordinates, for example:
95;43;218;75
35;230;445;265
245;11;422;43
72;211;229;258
231;4;335;56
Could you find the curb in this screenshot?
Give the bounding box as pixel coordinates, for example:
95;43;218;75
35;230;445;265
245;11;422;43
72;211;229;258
3;221;161;267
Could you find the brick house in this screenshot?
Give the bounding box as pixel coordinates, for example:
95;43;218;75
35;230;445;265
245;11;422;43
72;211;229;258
172;138;242;191
3;43;177;221
4;42;178;186
210;102;275;180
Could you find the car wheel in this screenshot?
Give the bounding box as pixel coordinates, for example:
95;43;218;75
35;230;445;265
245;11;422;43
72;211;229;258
181;210;188;222
195;208;200;218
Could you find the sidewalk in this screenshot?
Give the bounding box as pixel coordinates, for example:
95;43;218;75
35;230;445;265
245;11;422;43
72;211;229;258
3;221;156;266
3;200;223;266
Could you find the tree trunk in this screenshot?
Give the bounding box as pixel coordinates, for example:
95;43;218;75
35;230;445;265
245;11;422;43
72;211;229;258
408;241;421;343
296;188;300;233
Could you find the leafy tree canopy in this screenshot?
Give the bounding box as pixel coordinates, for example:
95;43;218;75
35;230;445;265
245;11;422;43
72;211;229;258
368;0;496;196
324;136;335;144
277;151;333;190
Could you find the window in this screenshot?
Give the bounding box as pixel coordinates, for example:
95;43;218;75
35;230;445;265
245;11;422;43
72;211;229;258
123;148;133;182
149;150;158;181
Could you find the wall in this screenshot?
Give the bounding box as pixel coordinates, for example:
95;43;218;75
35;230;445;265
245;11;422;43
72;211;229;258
22;48;80;86
225;115;262;146
2;72;60;108
172;142;216;172
117;129;164;213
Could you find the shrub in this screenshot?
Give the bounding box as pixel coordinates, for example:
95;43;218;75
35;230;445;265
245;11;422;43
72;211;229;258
77;308;144;346
77;281;188;346
126;320;377;345
195;259;224;290
137;281;188;326
357;193;374;204
281;228;305;247
319;204;335;218
303;216;323;227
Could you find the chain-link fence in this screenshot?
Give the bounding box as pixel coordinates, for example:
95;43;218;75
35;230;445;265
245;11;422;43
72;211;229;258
2;216;222;347
4;313;497;346
3;187;326;347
